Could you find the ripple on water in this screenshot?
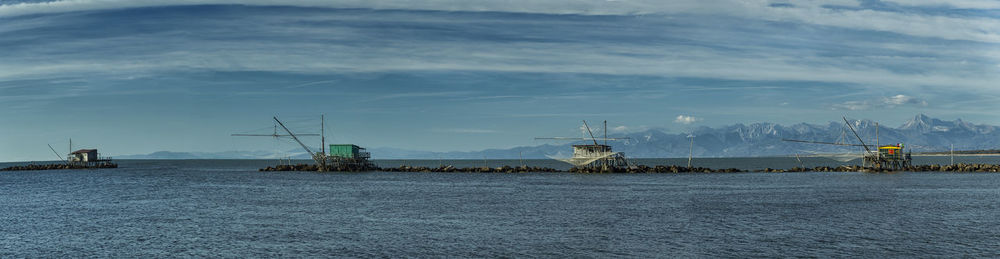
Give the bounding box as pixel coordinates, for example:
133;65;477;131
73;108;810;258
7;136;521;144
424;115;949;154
0;160;999;257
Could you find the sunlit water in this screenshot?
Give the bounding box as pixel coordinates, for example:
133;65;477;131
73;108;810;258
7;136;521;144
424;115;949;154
1;158;999;257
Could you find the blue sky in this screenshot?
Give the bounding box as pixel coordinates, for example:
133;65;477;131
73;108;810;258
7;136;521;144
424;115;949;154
1;0;999;161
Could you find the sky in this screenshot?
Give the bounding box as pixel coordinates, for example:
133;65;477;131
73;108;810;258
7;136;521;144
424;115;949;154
1;0;999;161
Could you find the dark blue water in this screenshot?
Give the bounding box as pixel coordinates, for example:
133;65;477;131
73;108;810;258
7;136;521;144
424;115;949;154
2;159;1000;257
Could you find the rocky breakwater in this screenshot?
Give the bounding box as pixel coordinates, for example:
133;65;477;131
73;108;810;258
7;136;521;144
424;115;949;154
758;165;867;173
382;165;561;173
259;163;1000;173
760;164;1000;173
1;163;118;171
907;163;1000;172
569;165;744;173
259;163;377;172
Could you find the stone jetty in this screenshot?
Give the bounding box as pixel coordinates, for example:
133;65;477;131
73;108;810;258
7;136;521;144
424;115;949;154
259;163;378;172
258;163;1000;173
757;164;1000;173
569;165;744;173
1;163;118;171
907;163;1000;172
381;165;561;173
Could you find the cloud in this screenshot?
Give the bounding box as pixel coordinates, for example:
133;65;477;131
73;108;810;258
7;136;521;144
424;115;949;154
832;94;928;110
675;115;702;124
3;1;1000;96
4;0;1000;45
831;100;872;111
882;0;1000;9
0;0;716;17
3;1;1000;113
883;94;929;107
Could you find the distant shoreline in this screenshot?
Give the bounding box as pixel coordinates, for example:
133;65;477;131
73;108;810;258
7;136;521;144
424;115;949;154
5;154;1000;163
914;153;1000;157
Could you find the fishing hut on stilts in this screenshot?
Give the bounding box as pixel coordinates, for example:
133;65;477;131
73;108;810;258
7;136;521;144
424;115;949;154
783;116;911;171
536;120;631;170
233;115;375;171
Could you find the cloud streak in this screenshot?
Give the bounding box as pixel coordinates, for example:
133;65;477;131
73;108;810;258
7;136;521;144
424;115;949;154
882;0;1000;9
3;0;1000;44
2;6;998;97
831;94;929;111
2;1;1000;161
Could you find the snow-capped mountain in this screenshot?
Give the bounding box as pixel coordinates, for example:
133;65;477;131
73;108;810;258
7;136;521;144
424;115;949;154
369;114;1000;159
123;114;1000;159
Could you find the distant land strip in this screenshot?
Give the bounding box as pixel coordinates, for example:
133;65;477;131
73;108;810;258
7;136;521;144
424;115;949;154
917;150;1000;156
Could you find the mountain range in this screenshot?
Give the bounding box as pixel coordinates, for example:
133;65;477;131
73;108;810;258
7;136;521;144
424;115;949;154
119;114;1000;159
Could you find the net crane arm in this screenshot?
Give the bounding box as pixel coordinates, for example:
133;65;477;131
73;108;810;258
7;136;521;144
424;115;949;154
273;116;322;165
48;144;67;163
231;134;320;137
582;120;600;146
535;120;632;143
535;137;632;141
843;116;874;155
231;124;319;137
780;139;868;147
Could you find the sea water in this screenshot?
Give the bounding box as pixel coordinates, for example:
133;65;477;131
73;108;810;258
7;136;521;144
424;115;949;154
1;159;999;257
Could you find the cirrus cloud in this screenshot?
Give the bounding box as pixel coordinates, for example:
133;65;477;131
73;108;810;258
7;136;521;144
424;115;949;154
832;94;929;110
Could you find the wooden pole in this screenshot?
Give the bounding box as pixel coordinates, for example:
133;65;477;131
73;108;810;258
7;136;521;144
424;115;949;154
688;135;694;168
321;114;326;170
519;151;524;168
321;114;325;156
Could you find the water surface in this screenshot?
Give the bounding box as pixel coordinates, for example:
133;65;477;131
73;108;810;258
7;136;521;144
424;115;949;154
1;159;999;257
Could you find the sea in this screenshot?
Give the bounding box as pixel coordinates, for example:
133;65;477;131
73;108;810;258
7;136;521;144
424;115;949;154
1;157;999;257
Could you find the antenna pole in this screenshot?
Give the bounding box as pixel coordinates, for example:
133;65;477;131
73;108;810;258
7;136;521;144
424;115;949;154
951;144;954;166
604;120;607;147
